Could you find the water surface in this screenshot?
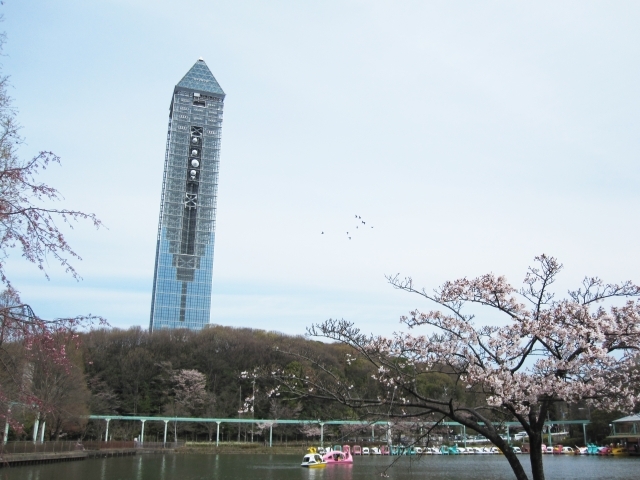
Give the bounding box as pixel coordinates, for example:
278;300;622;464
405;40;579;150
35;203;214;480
0;453;638;480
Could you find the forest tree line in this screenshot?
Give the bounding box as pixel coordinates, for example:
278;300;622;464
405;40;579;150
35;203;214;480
52;325;384;442
2;322;619;445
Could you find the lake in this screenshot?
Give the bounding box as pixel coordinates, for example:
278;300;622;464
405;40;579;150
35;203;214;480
0;453;638;480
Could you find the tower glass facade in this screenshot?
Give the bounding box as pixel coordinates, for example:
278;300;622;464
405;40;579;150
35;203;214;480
149;59;225;331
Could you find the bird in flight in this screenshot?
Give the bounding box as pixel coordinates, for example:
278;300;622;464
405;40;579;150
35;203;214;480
321;216;374;240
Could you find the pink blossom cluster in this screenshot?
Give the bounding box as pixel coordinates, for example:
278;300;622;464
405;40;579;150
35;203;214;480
368;255;640;415
0;287;106;427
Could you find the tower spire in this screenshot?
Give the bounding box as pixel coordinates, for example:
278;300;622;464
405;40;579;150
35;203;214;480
176;59;225;96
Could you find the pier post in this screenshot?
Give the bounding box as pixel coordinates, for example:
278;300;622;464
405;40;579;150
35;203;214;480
582;423;587;445
39;421;46;443
387;422;392;448
320;423;324;448
32;414;40;444
507;425;510;445
3;420;8;445
105;419;110;442
269;424;273;448
140;419;146;446
216;422;220;447
463;425;466;448
164;420;168;445
371;425;375;442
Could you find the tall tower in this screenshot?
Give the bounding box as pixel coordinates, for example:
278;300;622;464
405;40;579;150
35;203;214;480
149;59;225;331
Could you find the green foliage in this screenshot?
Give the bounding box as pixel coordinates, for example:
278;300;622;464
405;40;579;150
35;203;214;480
79;325;618;446
81;325;363;420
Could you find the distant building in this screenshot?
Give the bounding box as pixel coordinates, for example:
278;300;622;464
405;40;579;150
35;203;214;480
149;59;225;331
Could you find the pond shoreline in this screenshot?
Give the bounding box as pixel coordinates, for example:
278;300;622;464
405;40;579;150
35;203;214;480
177;443;305;455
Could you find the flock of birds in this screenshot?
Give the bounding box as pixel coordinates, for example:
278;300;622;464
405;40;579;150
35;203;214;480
321;215;374;240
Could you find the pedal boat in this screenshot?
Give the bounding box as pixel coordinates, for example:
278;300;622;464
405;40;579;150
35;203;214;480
301;453;327;468
323;448;353;464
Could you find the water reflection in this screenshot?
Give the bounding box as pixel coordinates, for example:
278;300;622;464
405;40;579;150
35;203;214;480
323;464;353;480
159;454;166;480
136;454;143;480
306;466;325;480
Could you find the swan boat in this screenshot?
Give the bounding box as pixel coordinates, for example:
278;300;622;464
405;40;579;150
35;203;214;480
323;448;354;464
301;453;327;468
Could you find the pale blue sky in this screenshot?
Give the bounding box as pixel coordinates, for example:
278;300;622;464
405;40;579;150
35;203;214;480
3;1;640;335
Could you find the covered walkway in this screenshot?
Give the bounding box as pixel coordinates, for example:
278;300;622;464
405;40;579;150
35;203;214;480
88;415;590;448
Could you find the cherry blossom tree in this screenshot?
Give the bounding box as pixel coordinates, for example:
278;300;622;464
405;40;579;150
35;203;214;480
163;369;208;441
171;369;208;415
0;34;103;439
28;335;90;440
299;423;321;440
0;287;101;436
275;255;640;480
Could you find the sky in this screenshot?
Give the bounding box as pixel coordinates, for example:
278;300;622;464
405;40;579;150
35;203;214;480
2;1;640;336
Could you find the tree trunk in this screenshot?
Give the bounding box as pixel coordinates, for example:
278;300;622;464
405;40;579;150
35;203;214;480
491;436;530;480
528;431;546;480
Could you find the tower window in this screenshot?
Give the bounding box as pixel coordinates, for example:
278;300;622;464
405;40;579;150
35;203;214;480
192;94;204;107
